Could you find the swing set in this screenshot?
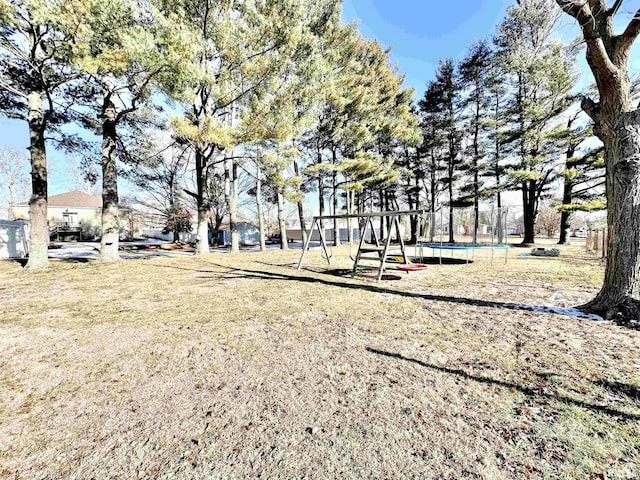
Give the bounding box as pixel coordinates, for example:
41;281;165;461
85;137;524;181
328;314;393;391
297;210;428;281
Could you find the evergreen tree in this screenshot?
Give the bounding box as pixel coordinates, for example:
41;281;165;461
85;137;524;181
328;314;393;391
0;0;90;268
171;0;338;254
550;108;605;244
458;39;493;243
420;59;462;243
70;0;192;260
495;0;578;244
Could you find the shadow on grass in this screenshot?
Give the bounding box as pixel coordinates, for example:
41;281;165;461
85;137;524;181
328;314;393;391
50;257;94;263
189;261;603;322
594;379;640;402
366;347;640;421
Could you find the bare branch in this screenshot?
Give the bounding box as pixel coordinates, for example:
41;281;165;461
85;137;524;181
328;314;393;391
555;0;618;76
581;95;600;121
617;8;640;57
608;0;623;16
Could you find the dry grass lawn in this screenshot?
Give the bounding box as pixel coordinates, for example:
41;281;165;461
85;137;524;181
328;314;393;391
0;243;639;479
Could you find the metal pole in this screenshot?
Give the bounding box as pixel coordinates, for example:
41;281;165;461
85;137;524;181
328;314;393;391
297;218;317;270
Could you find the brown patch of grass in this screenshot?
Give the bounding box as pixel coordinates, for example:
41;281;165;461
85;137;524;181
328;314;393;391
0;244;638;479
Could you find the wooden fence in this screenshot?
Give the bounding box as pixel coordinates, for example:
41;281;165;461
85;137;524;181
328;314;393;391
586;228;608;258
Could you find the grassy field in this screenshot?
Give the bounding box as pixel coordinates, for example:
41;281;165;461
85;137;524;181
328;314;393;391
0;243;638;479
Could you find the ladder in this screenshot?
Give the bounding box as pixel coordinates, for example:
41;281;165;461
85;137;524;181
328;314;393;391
352;215;407;281
297;210;423;281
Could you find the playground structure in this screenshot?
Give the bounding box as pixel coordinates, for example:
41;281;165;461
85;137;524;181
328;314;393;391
297;205;512;279
297;210;427;281
417;205;511;265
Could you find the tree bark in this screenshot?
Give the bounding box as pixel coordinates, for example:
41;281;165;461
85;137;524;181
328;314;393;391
100;99;120;262
25;91;49;269
448;181;454;244
256;166;266;252
293;160;307;246
558;193;572;244
496;191;504;245
332;148;340;247
346;190;354;244
195;146;210;255
521;179;536;245
472;91;481;244
583;110;640;319
317;142;325;235
224;159;240;253
276;189;288;250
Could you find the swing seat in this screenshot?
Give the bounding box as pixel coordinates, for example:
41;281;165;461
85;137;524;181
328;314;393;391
396;263;428;272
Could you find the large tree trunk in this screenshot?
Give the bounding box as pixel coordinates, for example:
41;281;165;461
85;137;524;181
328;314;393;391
553;0;640;320
521;181;536;245
225;159;239;253
448;181;454;244
256;166;266;252
379;188;385;240
100;99;120;262
25;91;49;269
293;160;307;246
496;192;504;245
317;143;325;236
558;195;572;245
276;189;288;250
558;122;578;245
472;97;480;244
583;110;640;319
332;148;340;247
195;146;209;255
346;189;354;244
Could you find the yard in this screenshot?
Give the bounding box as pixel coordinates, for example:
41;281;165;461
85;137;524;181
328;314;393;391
0;244;638;479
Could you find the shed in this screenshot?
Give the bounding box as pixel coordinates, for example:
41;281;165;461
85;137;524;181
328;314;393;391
217;222;260;246
0;219;29;259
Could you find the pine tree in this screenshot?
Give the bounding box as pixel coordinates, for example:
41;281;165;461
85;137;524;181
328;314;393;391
458;39;494;243
550;108;604;244
419;59;462;243
70;0;193;260
495;0;578;244
0;0;91;268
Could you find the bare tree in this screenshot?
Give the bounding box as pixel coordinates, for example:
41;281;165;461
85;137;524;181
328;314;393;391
0;146;30;218
536;206;562;238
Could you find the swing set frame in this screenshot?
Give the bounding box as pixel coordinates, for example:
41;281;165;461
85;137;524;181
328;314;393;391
297;210;427;281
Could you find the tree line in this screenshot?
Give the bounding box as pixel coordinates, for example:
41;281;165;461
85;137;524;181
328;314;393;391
1;0;640;320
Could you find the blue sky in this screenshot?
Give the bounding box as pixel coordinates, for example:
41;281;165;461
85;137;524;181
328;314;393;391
342;0;640;95
342;0;513;95
2;1;639;199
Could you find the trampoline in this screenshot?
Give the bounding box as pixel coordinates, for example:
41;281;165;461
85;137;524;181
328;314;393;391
417;242;510;264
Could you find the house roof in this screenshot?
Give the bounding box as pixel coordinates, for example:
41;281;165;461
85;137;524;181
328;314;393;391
16;190;102;208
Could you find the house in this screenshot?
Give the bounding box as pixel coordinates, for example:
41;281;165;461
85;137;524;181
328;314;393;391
10;190;131;241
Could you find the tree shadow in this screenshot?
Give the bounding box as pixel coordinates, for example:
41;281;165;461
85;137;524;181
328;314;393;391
365;347;640;421
594;379;640;402
50;257;93;264
199;261;605;322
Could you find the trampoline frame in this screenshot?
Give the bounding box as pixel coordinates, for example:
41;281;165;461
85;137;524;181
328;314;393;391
417;242;510;265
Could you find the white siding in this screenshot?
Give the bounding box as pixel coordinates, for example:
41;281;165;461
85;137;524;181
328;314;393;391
0;220;29;259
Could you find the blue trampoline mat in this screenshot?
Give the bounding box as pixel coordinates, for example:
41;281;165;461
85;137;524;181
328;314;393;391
417;243;510;250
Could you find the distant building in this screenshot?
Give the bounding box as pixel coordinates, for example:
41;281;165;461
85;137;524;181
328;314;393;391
10;190;131;241
218;222;260;246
